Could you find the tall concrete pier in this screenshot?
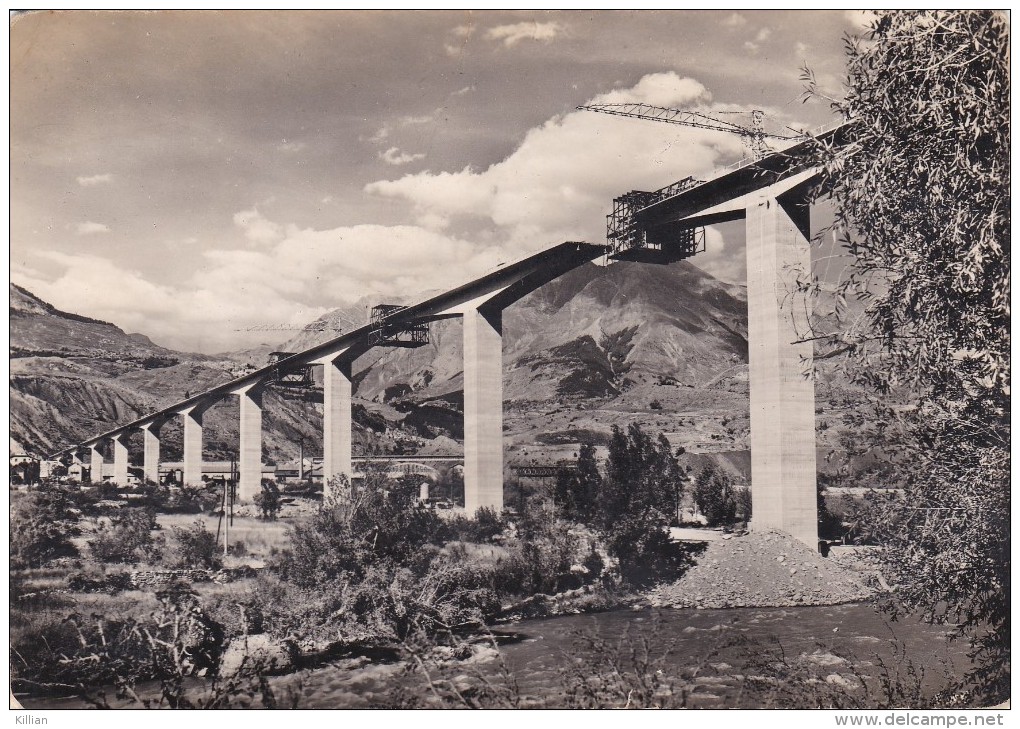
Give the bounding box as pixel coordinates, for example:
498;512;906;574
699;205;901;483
462;305;504;513
321;356;354;499
237;385;264;501
744;193;817;547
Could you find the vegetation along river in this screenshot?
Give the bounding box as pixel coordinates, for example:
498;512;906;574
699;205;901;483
276;602;972;709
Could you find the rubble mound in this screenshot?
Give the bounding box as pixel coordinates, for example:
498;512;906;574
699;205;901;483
646;530;873;609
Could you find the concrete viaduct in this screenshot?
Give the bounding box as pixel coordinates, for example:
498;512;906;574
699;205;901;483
50;125;847;549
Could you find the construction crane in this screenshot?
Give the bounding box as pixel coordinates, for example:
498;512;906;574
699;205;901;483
576;103;800;159
234;323;344;334
576;103;803;263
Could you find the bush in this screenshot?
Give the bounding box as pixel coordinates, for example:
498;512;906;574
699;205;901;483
735;486;752;523
10;491;80;569
605;514;693;588
134;482;220;514
164;520;222;570
254;480;282;520
445;506;506;544
278;472;446;588
88;508;158;563
692;464;737;527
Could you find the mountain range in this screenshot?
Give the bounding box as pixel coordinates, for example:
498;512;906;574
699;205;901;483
10;259;850;480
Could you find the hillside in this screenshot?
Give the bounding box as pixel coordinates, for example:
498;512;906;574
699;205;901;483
8;258;857;484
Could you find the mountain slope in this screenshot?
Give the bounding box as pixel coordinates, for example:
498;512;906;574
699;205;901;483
10;260;757;472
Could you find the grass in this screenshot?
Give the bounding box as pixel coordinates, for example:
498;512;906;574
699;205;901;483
156;512;293;565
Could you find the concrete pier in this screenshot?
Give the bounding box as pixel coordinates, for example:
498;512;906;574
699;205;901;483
322;357;353;499
89;444;104;484
181;404;209;488
462;305;504;513
745;193;818;548
112;433;129;486
238;386;264;501
142;421;163;484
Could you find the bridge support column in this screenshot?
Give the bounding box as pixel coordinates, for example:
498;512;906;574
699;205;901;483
322;358;353;499
745;193;818;548
181;404;210;488
112;433;129;486
89;444;104;484
238;386;264;502
142;421;163;485
463;305;504;514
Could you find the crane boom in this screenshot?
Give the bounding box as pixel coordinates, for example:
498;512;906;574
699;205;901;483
576;102;799;140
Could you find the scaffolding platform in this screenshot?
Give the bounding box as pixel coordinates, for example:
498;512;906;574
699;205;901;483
607;176;706;263
368;305;429;347
267;352;315;387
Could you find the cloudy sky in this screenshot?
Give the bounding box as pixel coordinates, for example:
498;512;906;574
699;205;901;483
11;10;870;353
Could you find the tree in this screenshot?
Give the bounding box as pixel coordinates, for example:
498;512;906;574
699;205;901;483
596;425;691;586
804;11;1008;701
553;442;601;522
691;464;736;527
254;479;282;520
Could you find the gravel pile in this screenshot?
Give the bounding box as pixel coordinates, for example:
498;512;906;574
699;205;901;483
645;529;873;609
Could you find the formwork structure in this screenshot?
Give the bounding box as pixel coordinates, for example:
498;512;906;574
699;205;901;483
368;305;429;347
607;176;706;263
267;352;315;387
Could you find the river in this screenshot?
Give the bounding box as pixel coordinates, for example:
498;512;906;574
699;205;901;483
19;602;973;710
278;602;973;709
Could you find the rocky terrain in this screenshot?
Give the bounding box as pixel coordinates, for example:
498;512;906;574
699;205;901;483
645;530;874;609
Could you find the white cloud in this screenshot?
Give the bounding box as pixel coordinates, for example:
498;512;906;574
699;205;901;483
379;147;426;166
723;13;747;27
452;24;474;38
277;140;305;152
400;113;435;126
844;10;879;30
21;218;509;352
755;27;772;43
77;173;112;187
484;21;562;47
590;71;709;107
366;73;745;261
24;74;759;352
233;207;283;245
368;111;437;146
76;221;110;235
444;43;466;58
452;85;475;96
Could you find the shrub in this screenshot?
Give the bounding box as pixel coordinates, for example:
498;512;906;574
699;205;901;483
88;508;158;563
445;506;506;544
165;520;222;570
10;491;80;569
278;472;446;588
735;485;752;523
605;514;693;588
254;480;282;520
692;464;737;527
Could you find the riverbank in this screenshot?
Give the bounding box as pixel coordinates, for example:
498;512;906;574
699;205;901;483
644;529;874;609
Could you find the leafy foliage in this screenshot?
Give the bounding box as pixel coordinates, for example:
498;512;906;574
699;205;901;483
164;520;222;570
10;491;80;568
692;464;737;527
278;471;447;588
254;479;282;520
88;508;158;564
559;425;693;587
803;10;1009;700
553;442;601;523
